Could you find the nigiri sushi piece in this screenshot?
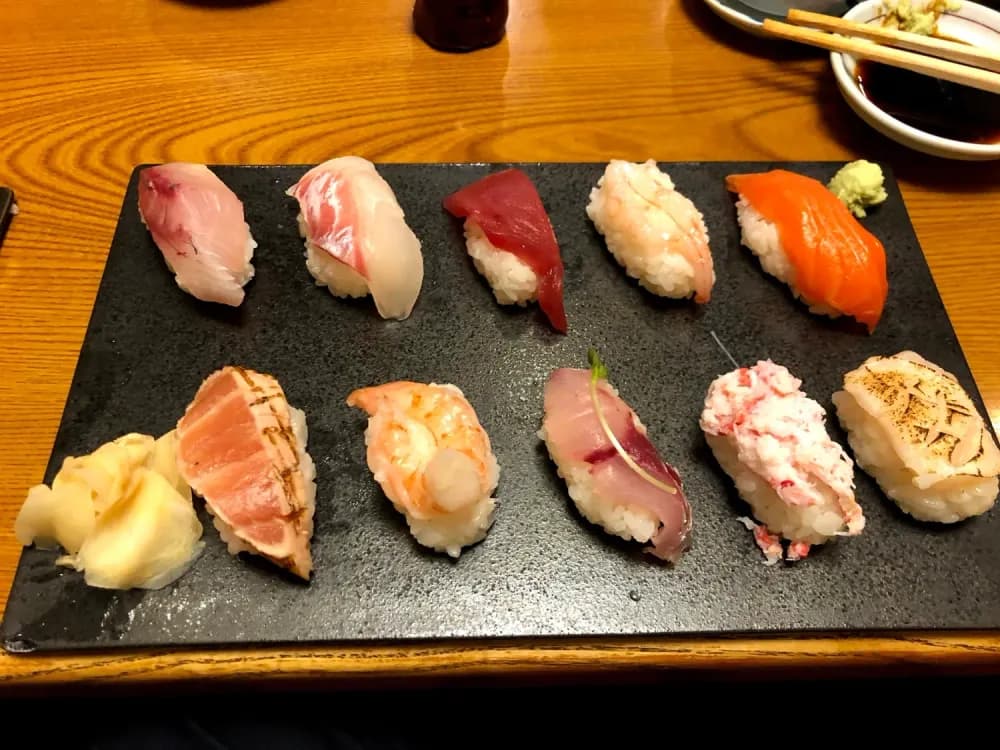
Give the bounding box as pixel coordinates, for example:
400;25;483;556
833;351;1000;523
346;381;499;558
443;169;568;333
586;159;715;303
725;169;889;333
176;366;317;579
700;360;864;564
539;350;692;563
286;156;424;321
138;162;257;307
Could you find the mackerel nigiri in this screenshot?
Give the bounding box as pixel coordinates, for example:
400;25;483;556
444;169;568;333
287;156;424;321
539;350;692;562
138;163;257;307
726;169;889;333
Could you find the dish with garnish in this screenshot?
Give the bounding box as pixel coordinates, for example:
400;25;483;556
830;0;1000;159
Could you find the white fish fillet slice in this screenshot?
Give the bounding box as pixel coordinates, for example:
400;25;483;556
286;156;424;320
138;162;257;307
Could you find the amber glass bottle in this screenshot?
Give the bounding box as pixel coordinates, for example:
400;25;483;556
413;0;509;52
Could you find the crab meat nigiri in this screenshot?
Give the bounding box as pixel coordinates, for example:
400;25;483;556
586;159;715;303
137;162;257;307
726;169;889;333
539;350;692;563
443;168;568;333
346;381;499;558
700;360;865;564
176;366;317;579
286;156;424;321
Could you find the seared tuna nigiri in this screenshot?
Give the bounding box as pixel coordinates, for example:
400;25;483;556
587;159;715;304
443;169;568;334
726;169;889;333
539;350;692;562
176;366;317;580
286;156;424;321
137;162;257;307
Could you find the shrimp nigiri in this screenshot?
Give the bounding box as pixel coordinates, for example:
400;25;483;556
346;381;499;558
726;169;889;333
586;159;715;303
287;156;424;321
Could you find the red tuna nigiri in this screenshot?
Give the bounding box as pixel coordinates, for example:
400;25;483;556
726;169;889;333
176;366;316;580
138;163;257;307
443;169;568;333
539;350;692;562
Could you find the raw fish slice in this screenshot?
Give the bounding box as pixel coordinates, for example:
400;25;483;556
833;350;1000;523
176;366;316;579
539;353;691;562
346;381;499;558
138;162;256;307
700;360;865;563
443;169;568;333
286;156;424;321
725;169;889;333
586;159;715;303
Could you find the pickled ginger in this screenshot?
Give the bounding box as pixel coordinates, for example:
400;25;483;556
14;430;204;590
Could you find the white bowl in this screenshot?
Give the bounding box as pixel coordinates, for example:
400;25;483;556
830;0;1000;160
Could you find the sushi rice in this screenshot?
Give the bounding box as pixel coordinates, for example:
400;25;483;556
834;393;998;523
733;198;840;321
537;422;661;547
463;219;538;306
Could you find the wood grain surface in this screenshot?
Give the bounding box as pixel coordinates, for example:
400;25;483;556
1;0;999;689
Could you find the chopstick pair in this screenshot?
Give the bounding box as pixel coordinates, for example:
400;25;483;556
762;8;1000;94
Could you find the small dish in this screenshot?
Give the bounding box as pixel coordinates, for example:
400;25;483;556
702;0;850;36
830;0;1000;160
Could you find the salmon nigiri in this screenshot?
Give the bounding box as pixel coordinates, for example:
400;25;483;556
443;169;568;333
286;156;424;321
725;169;889;333
176;366;317;580
138;163;257;307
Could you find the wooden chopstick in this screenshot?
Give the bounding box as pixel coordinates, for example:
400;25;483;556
761;18;1000;94
786;8;1000;73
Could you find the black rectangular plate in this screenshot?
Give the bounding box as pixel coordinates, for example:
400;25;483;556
4;161;999;654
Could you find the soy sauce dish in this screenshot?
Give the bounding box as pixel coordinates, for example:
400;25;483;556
830;0;1000;160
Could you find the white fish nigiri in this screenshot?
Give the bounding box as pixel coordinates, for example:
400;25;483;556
138;162;257;307
586;159;715;303
286;156;424;321
833;351;1000;524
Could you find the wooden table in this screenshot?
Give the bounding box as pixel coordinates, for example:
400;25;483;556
2;0;999;691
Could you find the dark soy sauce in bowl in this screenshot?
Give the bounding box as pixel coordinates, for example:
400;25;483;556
854;37;1000;144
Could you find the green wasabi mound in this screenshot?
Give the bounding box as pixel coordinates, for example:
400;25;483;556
880;0;961;36
827;160;888;218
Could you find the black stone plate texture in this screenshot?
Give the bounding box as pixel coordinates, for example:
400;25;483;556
3;161;997;653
